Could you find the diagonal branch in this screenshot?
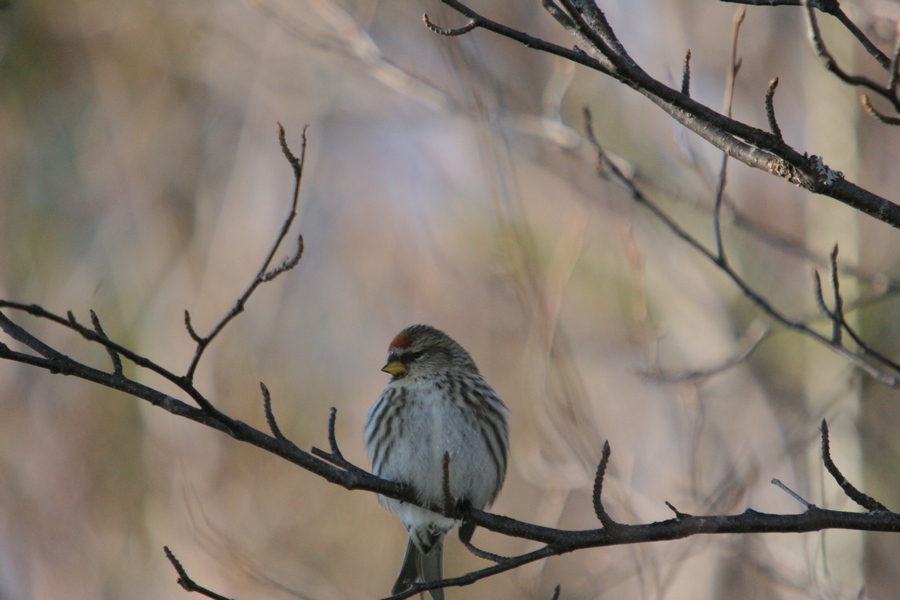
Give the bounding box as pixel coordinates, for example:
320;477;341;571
432;0;900;230
581;108;900;386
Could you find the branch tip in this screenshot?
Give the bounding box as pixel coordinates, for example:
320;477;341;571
163;546;233;600
90;309;123;375
278;123;305;175
665;501;688;519
829;243;843;344
327;406;341;457
423;13;478;36
820;419;888;511
592;440;615;526
770;477;813;508
261;381;286;441
184;310;203;343
765;77;783;141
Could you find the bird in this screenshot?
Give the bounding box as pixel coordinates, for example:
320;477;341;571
364;325;509;600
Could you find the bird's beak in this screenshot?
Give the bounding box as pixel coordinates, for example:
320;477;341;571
382;360;406;376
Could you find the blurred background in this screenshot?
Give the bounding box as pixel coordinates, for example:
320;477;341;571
2;0;900;598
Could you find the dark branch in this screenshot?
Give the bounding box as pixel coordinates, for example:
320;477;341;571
164;546;234;600
460;537;512;564
261;382;286;441
820;420;889;512
665;501;690;519
89;309;123;376
4;122;900;599
435;0;900;230
861;95;900;126
581;108;900;386
829;245;844;345
423;13;477;36
311;408;368;475
592;441;615;527
183;124;308;384
765;77;783;141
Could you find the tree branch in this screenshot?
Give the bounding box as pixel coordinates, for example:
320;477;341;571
3;127;898;600
430;0;900;229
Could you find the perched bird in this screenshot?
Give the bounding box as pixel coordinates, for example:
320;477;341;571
365;325;509;600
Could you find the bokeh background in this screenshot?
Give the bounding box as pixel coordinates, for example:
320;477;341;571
2;0;900;598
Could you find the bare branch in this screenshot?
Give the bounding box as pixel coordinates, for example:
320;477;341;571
801;3;900;115
423;13;477;36
713;7;746;265
861;95;900;125
164;547;234;600
592;441;616;527
89;309;123;376
665;501;690;519
435;0;900;230
724;0;892;69
261;382;286;442
310;408;368;475
183;124;309;384
830;244;844;345
820;420;889;511
460;537;512;564
582;107;900;387
765;77;783;141
771;478;814;509
183;310;203;343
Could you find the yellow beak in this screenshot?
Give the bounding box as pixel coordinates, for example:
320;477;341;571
382;360;407;376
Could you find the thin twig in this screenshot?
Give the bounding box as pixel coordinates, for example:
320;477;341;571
765;77;783;141
582;108;900;387
820;420;888;511
423;13;478;36
310;408;368;474
460;537;512;564
681;49;692;97
771;478;814;509
260;382;286;441
802;3;900;113
665;501;689;519
183;124;308;384
713;7;745;265
889;34;900;91
829;245;844;344
164;547;234;600
592;441;616;527
89;310;123;375
861;95;900;125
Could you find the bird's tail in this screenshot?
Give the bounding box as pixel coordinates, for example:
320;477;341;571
392;536;445;600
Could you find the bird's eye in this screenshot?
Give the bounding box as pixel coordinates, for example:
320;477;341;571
404;351;424;362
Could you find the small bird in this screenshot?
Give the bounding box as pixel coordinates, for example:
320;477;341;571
365;325;509;600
